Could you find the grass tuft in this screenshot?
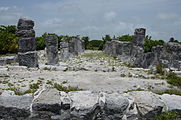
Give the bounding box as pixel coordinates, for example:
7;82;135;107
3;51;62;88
156;111;180;120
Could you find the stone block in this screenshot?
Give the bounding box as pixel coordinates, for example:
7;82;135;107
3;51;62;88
18;51;38;68
17;18;34;30
16;29;35;37
18;37;36;53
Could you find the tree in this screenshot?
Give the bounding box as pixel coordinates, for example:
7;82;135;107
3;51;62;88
82;36;89;49
102;35;111;42
144;35;164;53
0;25;18;54
169;37;178;43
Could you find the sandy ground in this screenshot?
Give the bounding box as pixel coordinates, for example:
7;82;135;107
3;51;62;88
0;50;176;94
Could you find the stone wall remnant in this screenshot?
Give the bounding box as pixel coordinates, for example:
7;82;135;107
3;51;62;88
59;36;85;59
45;35;59;65
1;90;180;120
104;28;181;70
16;18;38;68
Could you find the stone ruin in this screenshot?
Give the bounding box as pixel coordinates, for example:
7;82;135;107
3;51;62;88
104;28;181;70
16;18;38;68
0;89;180;120
14;18;85;67
59;36;85;59
45;35;59;65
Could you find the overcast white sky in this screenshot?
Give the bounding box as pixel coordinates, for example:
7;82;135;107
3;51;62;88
0;0;181;41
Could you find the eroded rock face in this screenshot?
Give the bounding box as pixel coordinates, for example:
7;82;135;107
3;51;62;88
45;35;59;65
16;18;38;68
59;36;85;60
103;28;181;70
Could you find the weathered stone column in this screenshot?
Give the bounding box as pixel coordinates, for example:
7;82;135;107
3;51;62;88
133;28;146;47
16;18;38;68
45;35;59;65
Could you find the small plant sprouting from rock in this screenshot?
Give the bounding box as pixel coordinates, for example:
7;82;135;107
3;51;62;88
124;88;145;93
0;74;10;78
120;74;126;77
156;64;165;75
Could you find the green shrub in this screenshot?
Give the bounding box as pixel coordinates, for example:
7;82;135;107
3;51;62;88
82;36;89;49
29;83;40;89
156;111;179;120
156;64;165;75
166;72;181;87
36;36;46;50
53;83;82;92
120;74;126;77
86;40;103;50
124;88;145;93
0;25;18;54
144;36;164;53
156;89;181;96
117;34;133;42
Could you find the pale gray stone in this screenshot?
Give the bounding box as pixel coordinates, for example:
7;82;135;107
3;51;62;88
128;91;167;119
0;95;33;119
45;35;59;65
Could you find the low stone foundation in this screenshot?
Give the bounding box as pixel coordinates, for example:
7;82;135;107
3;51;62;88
0;89;180;120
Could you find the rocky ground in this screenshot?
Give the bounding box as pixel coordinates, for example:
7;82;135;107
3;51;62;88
0;50;178;94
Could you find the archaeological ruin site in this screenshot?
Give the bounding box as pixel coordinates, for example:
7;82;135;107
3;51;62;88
0;18;181;120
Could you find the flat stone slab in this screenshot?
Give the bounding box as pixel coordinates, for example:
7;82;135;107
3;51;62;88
161;94;181;112
0;94;33;119
32;89;62;113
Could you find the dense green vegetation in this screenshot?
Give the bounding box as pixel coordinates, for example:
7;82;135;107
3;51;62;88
0;25;18;54
167;72;181;87
86;40;104;50
144;36;164;53
117;34;133;42
155;64;181;88
1;24;181;54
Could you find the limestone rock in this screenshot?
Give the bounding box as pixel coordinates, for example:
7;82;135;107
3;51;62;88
99;92;129;120
0;56;17;65
59;36;84;60
32;89;62;113
45;35;59;65
68;91;100;120
18;37;36;52
17;18;39;68
17;18;34;30
161;94;181;115
0;95;33;119
18;51;38;68
103;28;181;70
133;28;146;47
32;89;62;119
16;29;35;38
128;91;167;119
